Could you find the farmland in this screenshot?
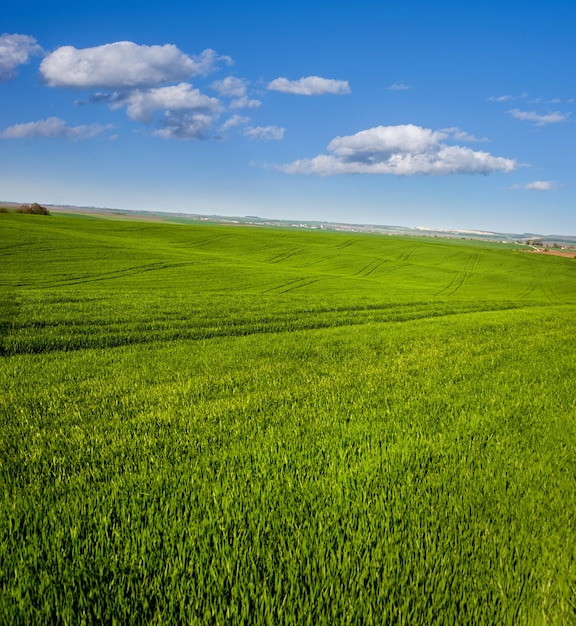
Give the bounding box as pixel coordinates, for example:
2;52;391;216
1;212;575;624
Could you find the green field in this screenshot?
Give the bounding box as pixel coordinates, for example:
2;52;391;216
1;213;575;624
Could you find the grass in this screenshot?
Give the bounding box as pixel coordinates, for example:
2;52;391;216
1;212;576;624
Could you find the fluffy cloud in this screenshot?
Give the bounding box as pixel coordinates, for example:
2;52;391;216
211;76;247;97
244;125;285;140
507;109;570;125
277;124;517;176
230;96;261;109
0;33;43;81
40;42;225;89
153;112;214;140
211;76;261;109
0;116;113;140
328;125;444;159
268;76;350;96
111;83;221;122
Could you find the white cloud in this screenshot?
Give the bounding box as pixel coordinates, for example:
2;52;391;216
526;180;558;191
220;114;250;131
329;125;445;159
0;33;43;81
488;95;514;102
268;76;350;96
40;42;226;89
510;180;559;191
211;76;261;109
277;124;517;176
230;96;261;109
440;127;489;142
244;125;285;140
211;76;247;97
111;83;221;122
388;81;411;91
0;116;113;140
507;109;570;125
153;112;214;140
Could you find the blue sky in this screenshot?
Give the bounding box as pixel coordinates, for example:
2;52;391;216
1;0;575;234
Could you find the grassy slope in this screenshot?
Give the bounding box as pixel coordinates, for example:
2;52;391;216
1;214;575;624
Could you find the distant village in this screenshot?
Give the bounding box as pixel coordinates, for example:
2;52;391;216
2;200;576;250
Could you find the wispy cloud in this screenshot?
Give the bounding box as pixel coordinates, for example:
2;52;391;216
488;95;515;102
510;180;559;191
40;42;228;89
440;127;489;142
0;33;43;81
507;109;570;125
528;98;562;104
526;180;558;191
244;125;285;140
268;76;350;96
276;124;517;176
488;93;534;103
220;114;250;131
0;116;113;140
388;81;411;91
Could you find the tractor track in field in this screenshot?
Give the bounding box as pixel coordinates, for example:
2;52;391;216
435;253;479;297
277;278;320;294
516;254;540;300
187;234;234;248
354;259;388;278
518;283;538;300
2;300;555;357
354;248;424;280
263;277;320;294
537;267;562;302
363;260;388;277
516;255;563;302
434;251;469;267
335;239;357;250
30;262;195;288
267;249;305;264
397;245;419;263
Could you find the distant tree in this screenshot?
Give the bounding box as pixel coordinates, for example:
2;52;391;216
30;203;49;215
0;207;10;214
16;203;50;215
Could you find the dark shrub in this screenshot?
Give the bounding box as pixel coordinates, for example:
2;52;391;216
16;203;50;215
